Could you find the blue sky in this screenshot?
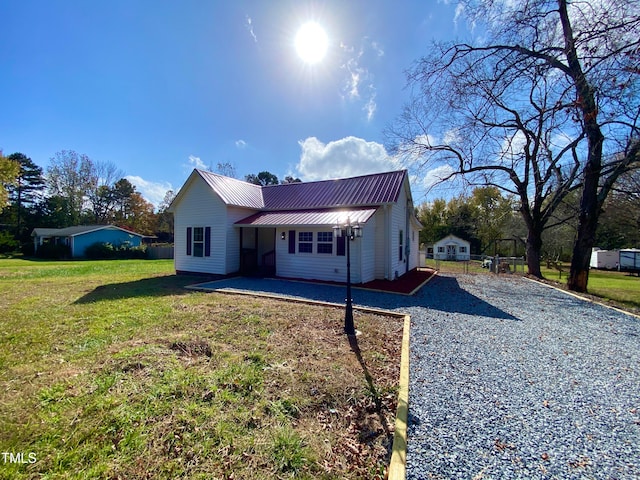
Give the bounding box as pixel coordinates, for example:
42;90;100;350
1;0;468;207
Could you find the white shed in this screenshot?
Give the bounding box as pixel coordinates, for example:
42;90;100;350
433;234;471;261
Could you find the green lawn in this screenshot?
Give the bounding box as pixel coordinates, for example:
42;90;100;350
540;265;640;311
0;259;400;479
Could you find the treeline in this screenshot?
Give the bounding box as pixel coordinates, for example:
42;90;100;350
418;183;640;261
0;150;174;254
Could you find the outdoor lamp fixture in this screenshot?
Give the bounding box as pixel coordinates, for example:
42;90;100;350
281;231;286;240
332;217;362;336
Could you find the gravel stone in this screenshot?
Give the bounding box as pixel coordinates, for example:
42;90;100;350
194;273;640;479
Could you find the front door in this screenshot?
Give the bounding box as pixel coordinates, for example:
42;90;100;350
447;244;456;260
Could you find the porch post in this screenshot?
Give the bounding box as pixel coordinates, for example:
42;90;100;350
239;228;244;273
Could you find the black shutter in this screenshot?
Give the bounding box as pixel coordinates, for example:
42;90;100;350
204;227;211;256
288;230;296;254
337;234;346;256
186;227;192;255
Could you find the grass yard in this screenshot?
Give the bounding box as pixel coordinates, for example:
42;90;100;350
0;259;401;479
539;265;640;312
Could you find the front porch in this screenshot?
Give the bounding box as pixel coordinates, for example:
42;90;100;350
239;227;276;276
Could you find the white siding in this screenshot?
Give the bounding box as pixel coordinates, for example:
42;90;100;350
373;208;388;280
433;235;471;261
409;218;424;270
409;219;421;270
173;176;259;275
360;218;376;283
390;187;409;278
275;227;366;283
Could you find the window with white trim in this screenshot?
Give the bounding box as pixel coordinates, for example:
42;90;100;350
317;231;333;254
298;231;313;253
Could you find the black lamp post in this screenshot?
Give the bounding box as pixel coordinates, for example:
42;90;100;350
333;217;362;335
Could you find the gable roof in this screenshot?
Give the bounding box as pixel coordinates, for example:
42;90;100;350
197;170;264;209
261;170;407;210
434;234;470;246
172;169;408;211
32;225;143;238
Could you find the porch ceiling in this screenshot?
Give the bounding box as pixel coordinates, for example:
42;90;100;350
234;207;378;227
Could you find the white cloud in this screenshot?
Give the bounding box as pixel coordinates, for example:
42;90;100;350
371;41;384;57
421;165;456;190
364;95;377;122
339;39;380;122
245;15;257;43
500;131;527;161
126;175;173;209
454;3;465;28
235;139;248;149
187;155;207;170
296;136;400;181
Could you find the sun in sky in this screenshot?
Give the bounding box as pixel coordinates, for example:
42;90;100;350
294;21;328;64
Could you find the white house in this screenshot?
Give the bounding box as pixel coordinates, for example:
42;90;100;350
433;234;471;261
168;169;422;284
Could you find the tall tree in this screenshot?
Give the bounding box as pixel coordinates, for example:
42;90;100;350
111;178;136;221
86;161;124;223
116;191;155;234
389;0;640;291
416;198;449;245
245;171;279;186
282;175;302;184
0;151;20;208
7;153;45;206
46;150;94;226
469;187;515;254
216;162;237;178
156;190;176;242
5;153;46;239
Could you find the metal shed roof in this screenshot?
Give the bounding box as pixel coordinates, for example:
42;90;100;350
235;208;378;227
197;170;264;209
31;225;143;237
187;169;407;211
261;170;407;210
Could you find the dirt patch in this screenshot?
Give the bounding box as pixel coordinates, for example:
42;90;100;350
169;339;213;357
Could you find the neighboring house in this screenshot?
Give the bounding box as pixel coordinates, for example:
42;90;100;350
169;169;422;284
31;225;144;258
433;234;471;261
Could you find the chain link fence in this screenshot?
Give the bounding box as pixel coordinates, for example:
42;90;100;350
424;254;526;275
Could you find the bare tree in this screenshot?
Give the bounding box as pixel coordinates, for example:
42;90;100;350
389;0;640;290
47;150;95;226
87;161;125;223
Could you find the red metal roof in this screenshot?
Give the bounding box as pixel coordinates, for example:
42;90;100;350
197;170;264;208
194;169;407;210
261;170;406;210
235;208;378;227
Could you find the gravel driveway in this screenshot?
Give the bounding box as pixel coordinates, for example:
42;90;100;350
192;273;640;479
406;274;639;480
